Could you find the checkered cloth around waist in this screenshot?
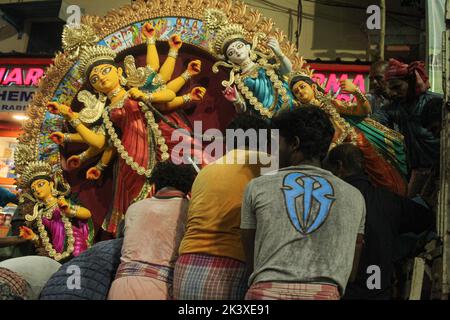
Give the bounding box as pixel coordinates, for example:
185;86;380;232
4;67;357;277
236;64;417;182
115;261;174;284
246;281;340;300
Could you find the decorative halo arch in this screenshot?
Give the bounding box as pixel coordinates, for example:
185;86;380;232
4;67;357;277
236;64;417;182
16;0;305;229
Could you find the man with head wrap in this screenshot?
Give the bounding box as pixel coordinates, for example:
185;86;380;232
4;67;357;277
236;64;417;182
371;59;442;197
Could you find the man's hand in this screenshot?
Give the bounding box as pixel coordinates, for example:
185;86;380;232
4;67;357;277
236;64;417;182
168;34;182;50
50;132;65;145
142;22;156;40
86;167;102;180
190;87;206;101
128;88;147;101
187;60;202;76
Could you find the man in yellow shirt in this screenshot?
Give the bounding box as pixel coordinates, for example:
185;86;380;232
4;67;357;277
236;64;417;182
173;115;272;300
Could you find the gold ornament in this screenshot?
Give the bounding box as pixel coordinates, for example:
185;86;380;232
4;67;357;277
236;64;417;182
20;161;53;188
203;9;248;58
62;24;99;60
77;90;107;124
123;55;155;88
78;45;116;78
101;96;169;178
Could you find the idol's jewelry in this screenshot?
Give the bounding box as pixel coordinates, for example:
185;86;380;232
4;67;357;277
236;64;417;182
144;93;154;105
353;87;368;103
69;117;82;128
182;94;191;104
95;161;108;172
79;151;88;163
107;87;122;100
119;75;128;86
63;133;71;143
146;37;156;45
181;70;192;81
168;49;178;59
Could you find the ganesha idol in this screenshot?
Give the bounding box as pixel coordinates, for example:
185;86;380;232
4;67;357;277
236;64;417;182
14;145;94;262
46;23;208;234
288;69;408;196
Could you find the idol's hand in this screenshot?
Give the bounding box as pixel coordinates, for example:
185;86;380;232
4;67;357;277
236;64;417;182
339;79;358;94
19;226;38;241
57;198;70;213
142;22;156;40
169;34;183;50
128;88;147;101
47;102;74;118
50;132;65;145
86;167;102;180
67;155;81;169
267;37;283;56
187;60;202;76
223;85;239;103
190;87;206;101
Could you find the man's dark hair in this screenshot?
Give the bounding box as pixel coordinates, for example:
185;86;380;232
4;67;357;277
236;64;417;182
324;143;365;175
272;106;335;161
148;161;197;194
226;114;271;150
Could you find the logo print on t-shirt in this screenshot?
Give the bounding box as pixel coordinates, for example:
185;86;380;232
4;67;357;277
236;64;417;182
281;172;335;235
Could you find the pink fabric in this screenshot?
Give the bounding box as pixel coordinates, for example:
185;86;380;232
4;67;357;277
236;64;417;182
42;207;89;257
120;192;189;268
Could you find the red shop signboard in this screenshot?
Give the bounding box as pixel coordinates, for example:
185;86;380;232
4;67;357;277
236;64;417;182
308;63;371;102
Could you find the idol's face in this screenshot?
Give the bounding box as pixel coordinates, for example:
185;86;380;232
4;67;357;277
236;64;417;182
89;64;121;94
292;80;315;104
226;41;251;65
31;179;53;201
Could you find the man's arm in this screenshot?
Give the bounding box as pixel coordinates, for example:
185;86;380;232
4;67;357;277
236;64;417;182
349;234;364;283
240;182;257;278
241;229;255;278
350;195;366;283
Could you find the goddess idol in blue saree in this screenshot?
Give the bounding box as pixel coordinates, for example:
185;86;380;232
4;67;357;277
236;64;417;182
204;9;295;119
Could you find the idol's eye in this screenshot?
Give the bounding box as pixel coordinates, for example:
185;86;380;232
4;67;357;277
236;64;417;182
90;75;99;84
102;67;112;75
227;50;234;57
237;43;243;49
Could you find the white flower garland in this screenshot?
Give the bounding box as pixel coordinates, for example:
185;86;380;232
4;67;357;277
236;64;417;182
102;96;170;178
34;203;75;261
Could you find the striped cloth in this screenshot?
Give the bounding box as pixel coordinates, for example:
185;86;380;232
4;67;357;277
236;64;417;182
0;267;31;300
245;282;340;300
115;261;173;284
173;253;247;300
